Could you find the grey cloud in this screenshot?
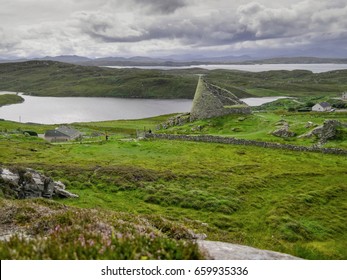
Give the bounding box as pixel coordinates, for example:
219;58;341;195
132;0;187;14
1;0;347;58
0;28;19;50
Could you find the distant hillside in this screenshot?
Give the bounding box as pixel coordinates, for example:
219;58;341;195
245;57;347;64
0;60;198;99
2;55;347;67
1;60;347;100
204;69;347;97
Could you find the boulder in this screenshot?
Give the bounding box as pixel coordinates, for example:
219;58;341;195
272;124;296;138
0;167;78;199
300;120;341;144
198;240;301;260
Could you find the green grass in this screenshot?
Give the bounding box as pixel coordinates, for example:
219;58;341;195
73;114;176;137
160;111;347;149
0;94;24;107
1;116;346;259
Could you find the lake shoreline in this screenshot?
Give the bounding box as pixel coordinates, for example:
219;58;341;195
0;92;287;124
105;63;347;73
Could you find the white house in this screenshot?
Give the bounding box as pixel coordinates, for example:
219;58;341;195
312;102;332;112
342;92;347;100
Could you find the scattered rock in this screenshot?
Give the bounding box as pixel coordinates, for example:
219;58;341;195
272;124;296;138
275;119;288;126
231;127;242;132
305;121;314;128
0;167;78;199
157;113;190;130
300;120;341;144
191;125;203;132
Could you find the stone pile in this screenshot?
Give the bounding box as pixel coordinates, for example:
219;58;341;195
272;123;296;138
300;120;342;144
0;167;78;199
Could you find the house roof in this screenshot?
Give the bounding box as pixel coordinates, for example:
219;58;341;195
44;130;68;138
45;126;81;138
318;102;331;108
56;126;80;138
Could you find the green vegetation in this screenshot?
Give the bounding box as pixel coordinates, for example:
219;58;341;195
160;111;347;149
204;69;347;98
1;114;346;259
0;94;24;107
0;61;198;99
1;61;347;99
0;198;203;260
1;63;346;259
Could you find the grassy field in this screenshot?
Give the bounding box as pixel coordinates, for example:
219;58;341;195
160;111;347;149
1;115;346;259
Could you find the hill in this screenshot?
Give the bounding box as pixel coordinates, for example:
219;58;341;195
204;69;347;97
1;61;347;100
0;61;198;99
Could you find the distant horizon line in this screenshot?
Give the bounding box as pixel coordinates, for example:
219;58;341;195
2;54;347;61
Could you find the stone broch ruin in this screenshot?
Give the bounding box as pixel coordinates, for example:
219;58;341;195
190;77;251;121
157;77;251;129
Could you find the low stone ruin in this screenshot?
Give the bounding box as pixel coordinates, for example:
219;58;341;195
156;113;191;130
272;123;296;138
299;120;342;144
0;167;78;199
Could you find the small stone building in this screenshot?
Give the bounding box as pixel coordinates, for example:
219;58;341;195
190;77;251;121
45;126;81;142
312;102;332;112
342;92;347;100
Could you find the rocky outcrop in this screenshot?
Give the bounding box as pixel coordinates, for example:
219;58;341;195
300;120;342;144
0;167;78;199
272;124;296;138
198;240;301;260
156;113;191;130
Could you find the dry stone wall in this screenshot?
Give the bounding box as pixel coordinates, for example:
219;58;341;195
145;133;347;155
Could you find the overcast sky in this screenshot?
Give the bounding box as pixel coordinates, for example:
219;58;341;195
1;0;346;59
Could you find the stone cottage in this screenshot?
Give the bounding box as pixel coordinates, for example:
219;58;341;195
312;102;332;112
44;126;82;142
342;92;347;100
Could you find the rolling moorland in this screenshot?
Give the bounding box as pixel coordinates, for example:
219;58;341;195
0;61;346;260
1;60;347;100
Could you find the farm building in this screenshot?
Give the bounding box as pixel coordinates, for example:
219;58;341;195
312;102;332;112
45;126;81;142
